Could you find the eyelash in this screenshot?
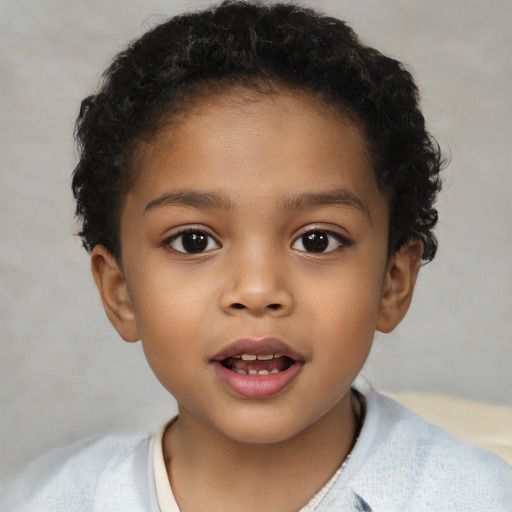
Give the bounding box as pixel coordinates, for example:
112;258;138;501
291;229;352;253
164;227;351;255
164;229;220;254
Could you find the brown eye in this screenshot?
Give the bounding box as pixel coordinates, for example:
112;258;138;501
292;230;348;253
303;232;328;252
168;230;220;253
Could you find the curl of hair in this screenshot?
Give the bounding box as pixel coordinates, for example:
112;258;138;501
72;0;443;261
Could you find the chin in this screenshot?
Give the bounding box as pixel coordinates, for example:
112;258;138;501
211;408;315;446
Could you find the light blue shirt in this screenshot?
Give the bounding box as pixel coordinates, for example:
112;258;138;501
1;392;510;511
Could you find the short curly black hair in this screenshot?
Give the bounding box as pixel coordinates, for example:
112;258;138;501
72;0;443;262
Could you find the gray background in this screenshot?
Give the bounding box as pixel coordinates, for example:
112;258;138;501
1;0;511;482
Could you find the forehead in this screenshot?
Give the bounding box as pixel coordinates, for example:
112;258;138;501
125;87;386;220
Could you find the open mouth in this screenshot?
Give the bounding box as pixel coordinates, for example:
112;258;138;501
211;338;303;398
221;353;296;375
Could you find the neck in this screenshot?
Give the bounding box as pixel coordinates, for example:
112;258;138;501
163;392;360;512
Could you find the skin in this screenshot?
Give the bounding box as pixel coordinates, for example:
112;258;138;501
91;87;422;511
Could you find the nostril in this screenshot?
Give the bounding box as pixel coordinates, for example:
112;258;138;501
230;303;282;310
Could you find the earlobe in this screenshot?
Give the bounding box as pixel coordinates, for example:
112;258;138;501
90;245;140;343
377;239;423;333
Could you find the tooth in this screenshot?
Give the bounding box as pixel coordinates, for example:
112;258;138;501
235;369;247;375
258;370;270;375
232;355;242;359
242;354;257;361
248;369;258;375
274;353;283;359
270;369;280;374
256;354;273;361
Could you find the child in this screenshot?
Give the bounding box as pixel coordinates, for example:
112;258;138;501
1;1;510;510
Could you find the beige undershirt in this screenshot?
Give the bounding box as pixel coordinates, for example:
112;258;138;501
152;419;181;512
151;418;352;512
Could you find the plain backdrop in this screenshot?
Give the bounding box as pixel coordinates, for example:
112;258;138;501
1;0;511;482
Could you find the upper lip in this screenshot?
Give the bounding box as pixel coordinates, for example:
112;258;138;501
212;337;302;362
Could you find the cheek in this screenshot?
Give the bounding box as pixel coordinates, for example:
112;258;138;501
133;286;210;398
128;270;217;360
303;261;386;361
130;257;215;320
307;263;385;321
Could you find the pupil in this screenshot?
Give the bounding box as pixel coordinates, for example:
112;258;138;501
303;232;328;252
183;232;208;252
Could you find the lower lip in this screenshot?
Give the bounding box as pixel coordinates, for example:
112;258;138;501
211;361;303;398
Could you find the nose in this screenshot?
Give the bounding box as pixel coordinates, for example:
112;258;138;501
219;250;294;317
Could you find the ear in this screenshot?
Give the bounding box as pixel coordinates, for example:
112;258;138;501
377;239;423;333
90;245;140;342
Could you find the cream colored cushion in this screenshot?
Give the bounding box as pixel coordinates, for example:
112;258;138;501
385;392;512;465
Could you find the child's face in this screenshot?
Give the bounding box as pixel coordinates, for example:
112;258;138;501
93;88;417;444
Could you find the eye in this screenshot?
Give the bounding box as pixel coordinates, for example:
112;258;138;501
166;229;220;254
292;230;349;253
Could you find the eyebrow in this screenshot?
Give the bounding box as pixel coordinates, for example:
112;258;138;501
144;190;234;213
144;187;370;218
278;189;370;218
